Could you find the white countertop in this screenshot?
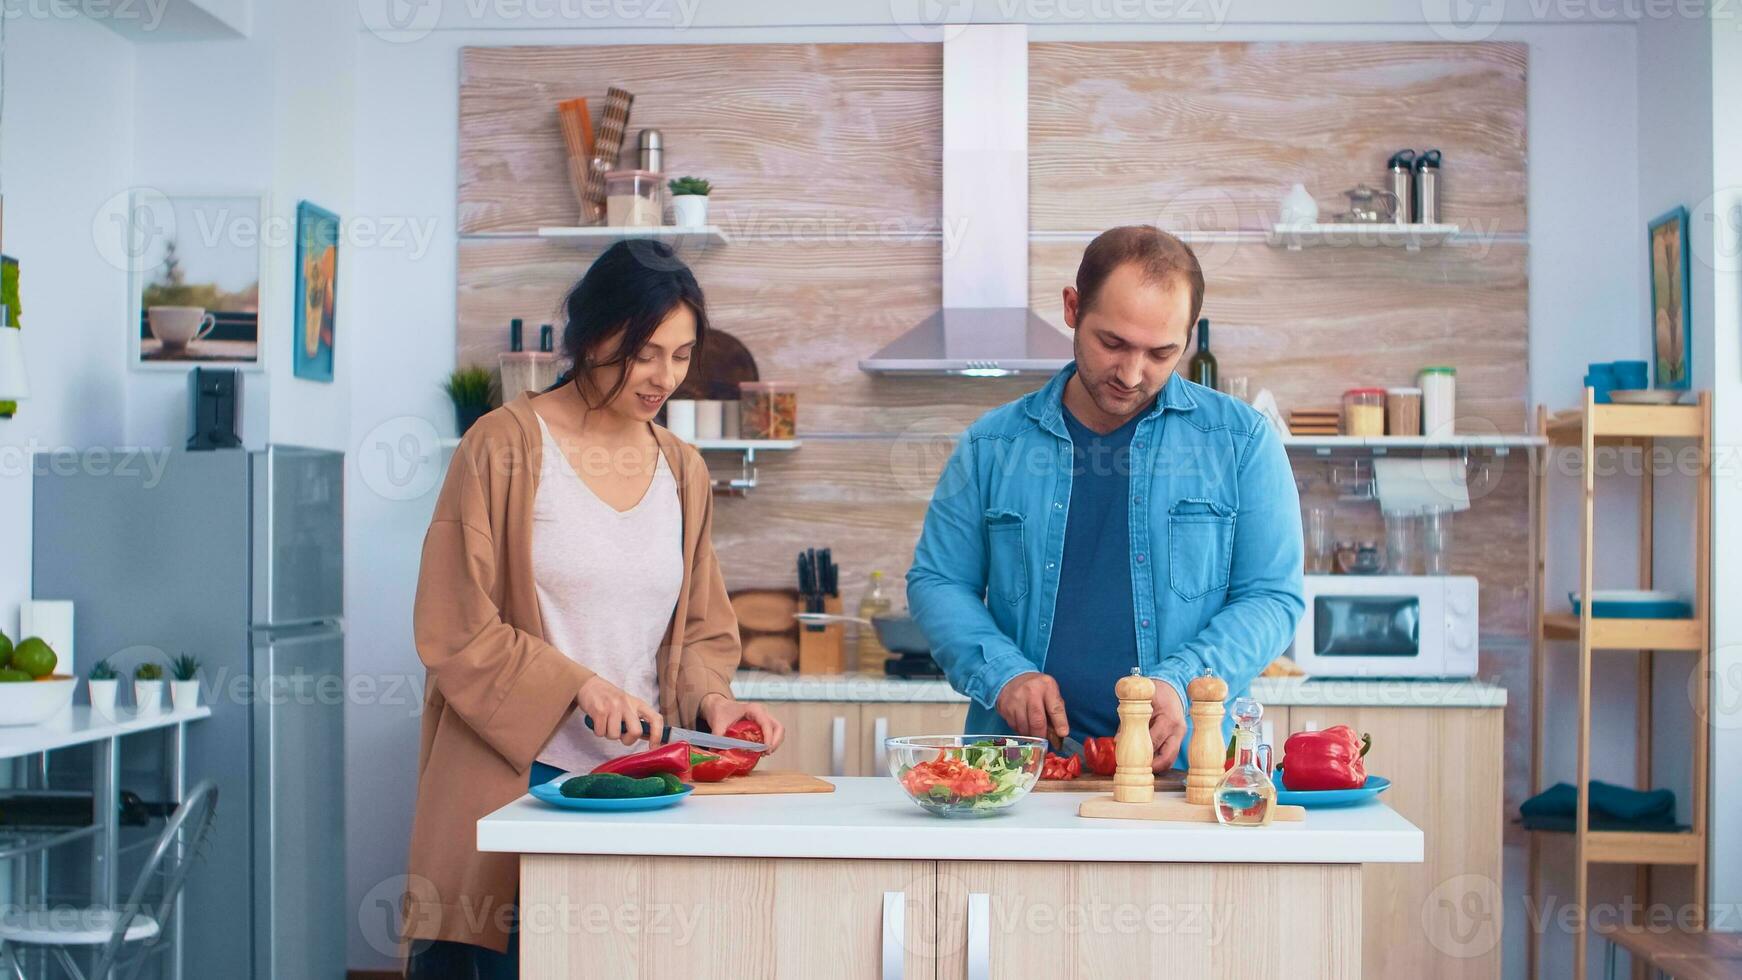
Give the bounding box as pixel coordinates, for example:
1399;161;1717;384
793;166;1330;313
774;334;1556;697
0;705;212;760
478;776;1423;865
731;671;1507;708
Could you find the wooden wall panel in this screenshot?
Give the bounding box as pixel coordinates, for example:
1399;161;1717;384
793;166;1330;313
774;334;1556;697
459;44;942;234
1031;240;1530;433
1029;42;1528;234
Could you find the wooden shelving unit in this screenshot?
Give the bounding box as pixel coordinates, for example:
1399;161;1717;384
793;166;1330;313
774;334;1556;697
1528;390;1712;980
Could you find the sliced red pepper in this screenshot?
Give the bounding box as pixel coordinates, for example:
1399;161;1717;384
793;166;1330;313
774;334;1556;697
719;719;767;775
1280;726;1371;791
589;741;696;780
1040;752;1081;780
1082;737;1118;777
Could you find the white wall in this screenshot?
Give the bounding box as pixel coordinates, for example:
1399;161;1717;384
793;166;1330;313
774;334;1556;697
343;12;1643;975
0;12;136;641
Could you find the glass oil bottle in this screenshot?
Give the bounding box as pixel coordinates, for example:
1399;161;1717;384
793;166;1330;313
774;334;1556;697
1213;697;1277;827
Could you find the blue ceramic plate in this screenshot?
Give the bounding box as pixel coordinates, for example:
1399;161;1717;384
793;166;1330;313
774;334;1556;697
1274;773;1391;808
1569;591;1692;619
528;779;694;812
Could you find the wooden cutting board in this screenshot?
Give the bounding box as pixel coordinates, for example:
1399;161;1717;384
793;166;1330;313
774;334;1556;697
689;770;835;795
1033;772;1187;793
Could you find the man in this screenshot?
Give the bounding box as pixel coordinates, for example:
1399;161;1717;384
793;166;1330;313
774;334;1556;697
908;226;1303;771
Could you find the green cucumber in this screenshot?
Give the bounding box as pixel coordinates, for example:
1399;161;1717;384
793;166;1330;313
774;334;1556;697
564;772;669;799
655;772;685;794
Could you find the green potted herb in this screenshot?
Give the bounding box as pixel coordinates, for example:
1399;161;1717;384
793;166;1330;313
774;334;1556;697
668;176;712;229
170;654;202;712
88;658;119;720
442;366;498;437
133;660;164;714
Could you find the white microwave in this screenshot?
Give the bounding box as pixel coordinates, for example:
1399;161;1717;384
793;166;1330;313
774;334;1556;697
1290;575;1479;678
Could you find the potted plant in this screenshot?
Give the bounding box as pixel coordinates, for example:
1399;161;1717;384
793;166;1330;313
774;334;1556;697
668;176;712;229
133;661;164;714
88;658;119;721
170;654;202;712
441;366;497;437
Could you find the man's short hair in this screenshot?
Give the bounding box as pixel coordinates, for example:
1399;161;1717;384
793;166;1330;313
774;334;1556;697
1075;225;1205;324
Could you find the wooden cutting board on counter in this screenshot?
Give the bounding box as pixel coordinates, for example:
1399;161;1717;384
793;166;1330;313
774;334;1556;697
690;770;835;795
1033;771;1187;793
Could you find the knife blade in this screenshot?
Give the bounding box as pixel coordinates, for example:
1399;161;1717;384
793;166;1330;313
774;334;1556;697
582;715;769;752
1057;735;1085;760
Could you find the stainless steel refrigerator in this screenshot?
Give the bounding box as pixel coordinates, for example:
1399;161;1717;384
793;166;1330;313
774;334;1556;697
33;446;346;979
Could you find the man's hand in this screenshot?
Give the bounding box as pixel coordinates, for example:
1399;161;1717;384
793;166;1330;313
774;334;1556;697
1149;681;1187;772
995;672;1070;741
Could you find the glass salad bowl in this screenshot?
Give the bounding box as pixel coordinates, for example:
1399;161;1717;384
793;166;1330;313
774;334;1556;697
885;735;1046;818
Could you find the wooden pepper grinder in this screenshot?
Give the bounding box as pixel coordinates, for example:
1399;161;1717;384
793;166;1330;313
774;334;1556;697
1112;668;1156;804
1185;670;1229;805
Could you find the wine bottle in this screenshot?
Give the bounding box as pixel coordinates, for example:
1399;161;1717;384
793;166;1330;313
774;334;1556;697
1188;318;1218;390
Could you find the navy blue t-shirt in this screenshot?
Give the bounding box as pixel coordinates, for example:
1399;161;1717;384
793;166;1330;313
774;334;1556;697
1043;402;1149;738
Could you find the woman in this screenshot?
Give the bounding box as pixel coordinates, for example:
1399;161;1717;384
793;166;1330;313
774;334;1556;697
402;240;784;978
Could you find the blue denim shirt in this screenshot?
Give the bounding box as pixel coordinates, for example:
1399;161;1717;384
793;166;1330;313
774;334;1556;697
907;364;1304;748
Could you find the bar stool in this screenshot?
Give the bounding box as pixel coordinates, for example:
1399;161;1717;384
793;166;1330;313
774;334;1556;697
0;779;217;980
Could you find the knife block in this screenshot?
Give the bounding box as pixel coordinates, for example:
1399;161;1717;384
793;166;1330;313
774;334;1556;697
797;595;844;675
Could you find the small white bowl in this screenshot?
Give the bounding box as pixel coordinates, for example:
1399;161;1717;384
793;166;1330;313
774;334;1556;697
0;677;77;726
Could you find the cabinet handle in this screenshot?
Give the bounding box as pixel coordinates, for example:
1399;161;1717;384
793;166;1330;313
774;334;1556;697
873;716;890;773
967;891;990;980
831;715;846;777
881;890;905;980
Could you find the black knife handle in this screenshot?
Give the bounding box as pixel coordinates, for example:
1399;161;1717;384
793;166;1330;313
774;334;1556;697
580;715;671;743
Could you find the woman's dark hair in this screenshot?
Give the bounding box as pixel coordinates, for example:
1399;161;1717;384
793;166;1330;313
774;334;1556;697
553;239;709;406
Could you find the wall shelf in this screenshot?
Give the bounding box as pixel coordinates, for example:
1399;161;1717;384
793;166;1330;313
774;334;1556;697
1282;433;1545;457
1267;223;1460;251
436;436;797;495
533;226;730;248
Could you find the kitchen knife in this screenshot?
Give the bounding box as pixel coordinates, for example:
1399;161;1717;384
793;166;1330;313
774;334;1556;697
582;715;768;752
1057;734;1085;760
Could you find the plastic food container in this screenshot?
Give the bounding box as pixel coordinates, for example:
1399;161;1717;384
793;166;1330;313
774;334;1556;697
1341;388;1386;437
1385;386;1422;436
604;169;663;227
739;381;798;439
1419;366;1456;437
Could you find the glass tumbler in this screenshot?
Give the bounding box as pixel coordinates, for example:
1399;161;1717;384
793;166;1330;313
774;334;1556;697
1305;506;1334;573
1384;513;1415;574
1421;506;1453;574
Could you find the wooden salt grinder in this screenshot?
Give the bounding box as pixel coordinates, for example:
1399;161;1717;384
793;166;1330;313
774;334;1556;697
1112;670;1156;804
1184;672;1229;805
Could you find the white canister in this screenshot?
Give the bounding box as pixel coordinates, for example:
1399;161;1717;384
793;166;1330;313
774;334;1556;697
695;400;725;440
20;600;74;676
1419;366;1457;437
721;401;741;439
664;399;698;441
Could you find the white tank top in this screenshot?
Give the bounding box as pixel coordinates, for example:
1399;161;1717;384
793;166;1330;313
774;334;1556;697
531;414;684;773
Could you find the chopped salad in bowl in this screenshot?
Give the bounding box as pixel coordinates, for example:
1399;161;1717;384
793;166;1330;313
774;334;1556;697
885;735;1046;818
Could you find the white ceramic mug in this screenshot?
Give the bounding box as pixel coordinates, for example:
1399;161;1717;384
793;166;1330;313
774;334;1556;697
148;306;216;351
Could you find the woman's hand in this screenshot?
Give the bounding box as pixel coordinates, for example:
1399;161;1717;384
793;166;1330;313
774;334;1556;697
700;694;785;753
578;675;662;747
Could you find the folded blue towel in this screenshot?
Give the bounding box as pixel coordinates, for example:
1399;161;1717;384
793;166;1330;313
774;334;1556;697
1519;780;1683;833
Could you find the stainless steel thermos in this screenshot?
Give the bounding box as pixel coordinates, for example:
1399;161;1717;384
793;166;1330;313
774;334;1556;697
1414;149;1441;224
1387;149;1416;225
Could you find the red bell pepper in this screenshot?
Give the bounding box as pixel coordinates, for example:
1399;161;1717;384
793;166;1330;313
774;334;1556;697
1280;726;1371;791
589;741;696;780
1040;752;1081;780
719;719;767;776
687;751;740;782
1082;737;1118;777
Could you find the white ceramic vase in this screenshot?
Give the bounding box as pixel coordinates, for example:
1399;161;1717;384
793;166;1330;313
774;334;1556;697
88;678;118;721
672;194;709;229
1279;183;1319;226
171;679;201;712
134;679;163;714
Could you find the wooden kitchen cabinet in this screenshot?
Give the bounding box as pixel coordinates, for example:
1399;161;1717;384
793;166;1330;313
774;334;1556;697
521;855;933;978
1286;706;1504;979
760;701;861;778
933;860;1361;978
861;702;970;776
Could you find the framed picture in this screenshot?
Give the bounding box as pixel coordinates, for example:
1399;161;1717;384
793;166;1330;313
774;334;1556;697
1648;206;1691;389
128;192;266;370
293;201;339;383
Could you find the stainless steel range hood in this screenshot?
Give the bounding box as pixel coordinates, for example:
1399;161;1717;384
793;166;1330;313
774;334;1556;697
859;24;1072;377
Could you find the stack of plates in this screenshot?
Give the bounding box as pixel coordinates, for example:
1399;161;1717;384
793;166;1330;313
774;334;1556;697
1607;389;1684;405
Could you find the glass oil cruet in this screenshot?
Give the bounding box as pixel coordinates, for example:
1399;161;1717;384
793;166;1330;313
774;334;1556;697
1213;696;1277;827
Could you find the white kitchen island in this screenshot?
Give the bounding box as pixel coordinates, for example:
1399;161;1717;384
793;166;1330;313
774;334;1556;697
479;776;1421;977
